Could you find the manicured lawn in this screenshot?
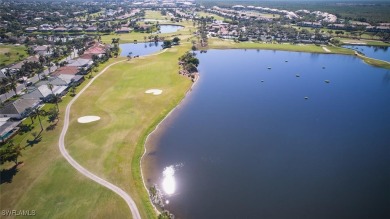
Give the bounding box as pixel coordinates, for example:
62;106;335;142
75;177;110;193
0;44;28;67
196;11;230;21
65;45;192;218
0;60;131;219
144;10;167;20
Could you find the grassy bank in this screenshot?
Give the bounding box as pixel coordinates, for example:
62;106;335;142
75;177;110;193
207;38;390;69
338;38;390;46
65;45;192;218
207;38;354;54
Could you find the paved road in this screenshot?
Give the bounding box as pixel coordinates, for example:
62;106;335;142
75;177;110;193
58;59;142;219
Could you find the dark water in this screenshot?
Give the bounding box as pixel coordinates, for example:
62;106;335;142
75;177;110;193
158;25;183;33
144;49;390;219
343;45;390;62
120;42;162;57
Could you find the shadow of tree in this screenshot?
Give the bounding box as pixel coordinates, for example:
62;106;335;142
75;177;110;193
26;134;42;147
46;123;57;131
19;123;34;135
1;165;19;184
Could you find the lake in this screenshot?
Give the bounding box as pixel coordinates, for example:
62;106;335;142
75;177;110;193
143;49;390;219
158;24;183;34
343;45;390;62
120;42;162;57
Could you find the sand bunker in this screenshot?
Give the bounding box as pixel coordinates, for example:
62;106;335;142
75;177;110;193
145;89;163;95
322;47;331;53
77;116;101;123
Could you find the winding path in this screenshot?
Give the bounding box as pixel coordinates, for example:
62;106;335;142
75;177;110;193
58;48;169;218
58;59;140;219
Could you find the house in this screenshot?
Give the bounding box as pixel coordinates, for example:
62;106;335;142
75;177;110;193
57;74;84;86
116;27;131;33
39;24;53;32
0;69;8;78
22;85;67;102
0;99;40;119
327;24;346;30
0;117;21;142
366;26;390;33
52;66;79;76
36;75;84;87
85;26;98;32
54;27;68;32
9;56;39;70
33;45;50;56
35;77;68;87
298;22;322;28
70;27;83;32
25;27;38;32
66;58;93;71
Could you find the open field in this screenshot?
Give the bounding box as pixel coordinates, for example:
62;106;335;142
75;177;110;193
0;45;27;67
144;10;167;20
196;11;230;21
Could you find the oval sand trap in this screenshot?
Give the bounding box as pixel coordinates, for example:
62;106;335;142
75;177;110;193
77;116;101;124
145;89;163;95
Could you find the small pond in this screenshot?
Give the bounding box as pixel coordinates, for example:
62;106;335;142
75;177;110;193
158;25;183;34
120;42;162;57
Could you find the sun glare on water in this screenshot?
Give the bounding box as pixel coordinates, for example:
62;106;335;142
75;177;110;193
162;165;176;195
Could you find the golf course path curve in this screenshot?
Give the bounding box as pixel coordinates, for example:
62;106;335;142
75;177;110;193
59;59;137;218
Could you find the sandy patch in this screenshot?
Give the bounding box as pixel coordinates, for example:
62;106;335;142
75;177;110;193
322;47;331;52
145;89;163;95
77;116;101;123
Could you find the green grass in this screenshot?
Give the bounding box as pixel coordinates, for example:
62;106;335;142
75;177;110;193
2;10;388;218
0;45;28;66
64;45;192;218
144;10;167;20
0;61;132;219
207;38;354;54
196;11;230;22
207;38;390;69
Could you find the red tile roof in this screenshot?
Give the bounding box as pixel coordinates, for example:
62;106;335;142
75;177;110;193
52;66;79;76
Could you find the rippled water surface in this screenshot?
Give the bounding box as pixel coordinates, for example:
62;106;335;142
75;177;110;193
143;49;390;219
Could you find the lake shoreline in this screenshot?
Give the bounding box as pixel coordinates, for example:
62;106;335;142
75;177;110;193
140;48;390;218
206;38;390;69
140;72;200;216
138;43;389;217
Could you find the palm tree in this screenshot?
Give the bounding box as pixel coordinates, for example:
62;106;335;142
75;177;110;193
25;107;36;124
9;75;18;96
32;108;46;132
47;83;59;112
